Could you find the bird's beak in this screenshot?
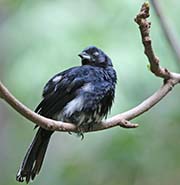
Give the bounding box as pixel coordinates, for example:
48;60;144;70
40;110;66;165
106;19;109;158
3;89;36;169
78;52;91;60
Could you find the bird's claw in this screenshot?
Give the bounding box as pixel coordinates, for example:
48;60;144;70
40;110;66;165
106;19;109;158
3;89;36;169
80;132;84;140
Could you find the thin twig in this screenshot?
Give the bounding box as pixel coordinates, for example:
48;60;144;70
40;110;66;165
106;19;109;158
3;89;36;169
150;0;180;68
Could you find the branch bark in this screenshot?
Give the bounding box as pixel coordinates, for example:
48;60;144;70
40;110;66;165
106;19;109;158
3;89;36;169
0;2;180;133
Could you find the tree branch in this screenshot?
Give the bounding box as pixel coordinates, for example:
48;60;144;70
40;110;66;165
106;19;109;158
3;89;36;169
0;2;180;133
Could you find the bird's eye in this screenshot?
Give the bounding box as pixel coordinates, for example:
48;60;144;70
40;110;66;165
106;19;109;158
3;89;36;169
93;52;99;56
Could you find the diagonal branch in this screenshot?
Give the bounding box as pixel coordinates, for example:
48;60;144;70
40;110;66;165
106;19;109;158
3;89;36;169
0;2;180;133
134;2;178;80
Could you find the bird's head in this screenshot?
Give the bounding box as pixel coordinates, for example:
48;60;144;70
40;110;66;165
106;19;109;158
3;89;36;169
78;46;113;67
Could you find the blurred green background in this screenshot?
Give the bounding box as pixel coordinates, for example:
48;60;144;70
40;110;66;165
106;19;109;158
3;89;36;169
0;0;180;185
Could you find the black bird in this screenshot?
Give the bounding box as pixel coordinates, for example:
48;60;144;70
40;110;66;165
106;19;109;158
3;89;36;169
16;46;117;183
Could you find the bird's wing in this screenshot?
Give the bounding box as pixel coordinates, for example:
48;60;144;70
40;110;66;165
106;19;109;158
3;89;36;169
34;66;92;118
42;68;74;98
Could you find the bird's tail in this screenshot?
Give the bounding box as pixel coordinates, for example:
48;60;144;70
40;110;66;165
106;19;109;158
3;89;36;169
16;128;53;183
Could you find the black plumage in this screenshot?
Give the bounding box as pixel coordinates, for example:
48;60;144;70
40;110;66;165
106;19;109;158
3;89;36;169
16;46;117;183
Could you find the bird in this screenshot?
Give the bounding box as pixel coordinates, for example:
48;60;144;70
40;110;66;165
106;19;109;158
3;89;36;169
16;46;117;183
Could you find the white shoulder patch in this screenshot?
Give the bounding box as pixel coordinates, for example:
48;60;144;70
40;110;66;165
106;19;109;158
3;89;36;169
64;96;84;116
52;75;62;83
